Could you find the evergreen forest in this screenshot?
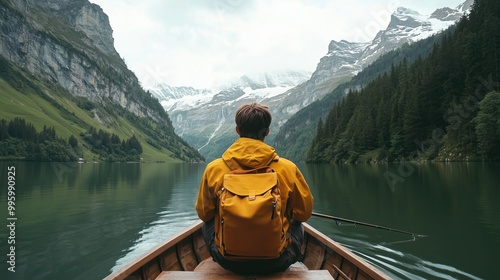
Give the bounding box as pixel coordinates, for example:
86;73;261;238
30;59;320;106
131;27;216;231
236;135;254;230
0;118;80;161
307;0;500;163
81;128;143;162
0;117;146;162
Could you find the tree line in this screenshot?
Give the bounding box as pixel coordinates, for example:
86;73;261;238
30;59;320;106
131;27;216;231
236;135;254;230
0;117;146;162
81;128;143;162
0;118;80;161
307;0;500;162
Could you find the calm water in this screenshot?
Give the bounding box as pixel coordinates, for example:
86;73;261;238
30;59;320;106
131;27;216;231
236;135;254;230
0;162;498;279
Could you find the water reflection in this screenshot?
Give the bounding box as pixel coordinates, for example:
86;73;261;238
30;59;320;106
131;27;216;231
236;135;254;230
110;163;203;272
301;162;498;279
0;162;206;280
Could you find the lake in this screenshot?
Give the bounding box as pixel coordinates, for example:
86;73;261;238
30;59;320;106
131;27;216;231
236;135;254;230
0;161;498;279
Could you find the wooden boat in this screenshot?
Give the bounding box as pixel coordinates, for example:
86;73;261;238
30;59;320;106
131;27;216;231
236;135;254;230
104;220;391;280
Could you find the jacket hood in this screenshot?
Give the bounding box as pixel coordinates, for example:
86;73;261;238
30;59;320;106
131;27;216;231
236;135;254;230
222;137;278;170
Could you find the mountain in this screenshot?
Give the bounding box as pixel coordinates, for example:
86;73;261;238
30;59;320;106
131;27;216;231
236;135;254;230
151;70;312;160
307;0;500;163
284;3;472;110
0;0;203;162
150;1;472;161
273;0;473;161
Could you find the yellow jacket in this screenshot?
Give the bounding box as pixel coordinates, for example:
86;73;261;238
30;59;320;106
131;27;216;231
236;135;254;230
195;137;314;243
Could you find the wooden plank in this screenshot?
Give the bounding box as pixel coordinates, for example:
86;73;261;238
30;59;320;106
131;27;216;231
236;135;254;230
141;259;161;280
157;270;334;280
340;258;357;280
177;235;199;271
322;248;344;279
193;259;310;275
193;259;229;274
356;269;374;280
159;247;182;271
123;270;142;280
193;230;211;261
303;236;326;270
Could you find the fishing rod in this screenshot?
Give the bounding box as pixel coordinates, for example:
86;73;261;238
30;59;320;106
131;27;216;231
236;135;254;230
312;212;427;239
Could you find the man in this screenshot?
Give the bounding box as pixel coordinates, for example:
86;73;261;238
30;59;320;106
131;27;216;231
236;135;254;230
195;102;314;274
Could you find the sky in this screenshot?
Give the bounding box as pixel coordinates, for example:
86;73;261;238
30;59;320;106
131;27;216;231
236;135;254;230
89;0;466;90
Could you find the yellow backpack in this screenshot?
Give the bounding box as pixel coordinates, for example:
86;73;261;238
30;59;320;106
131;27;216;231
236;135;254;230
216;167;286;260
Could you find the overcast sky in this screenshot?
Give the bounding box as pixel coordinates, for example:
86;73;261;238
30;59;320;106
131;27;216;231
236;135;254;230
89;0;466;89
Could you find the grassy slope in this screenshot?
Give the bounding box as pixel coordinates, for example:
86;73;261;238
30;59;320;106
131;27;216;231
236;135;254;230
0;78;179;162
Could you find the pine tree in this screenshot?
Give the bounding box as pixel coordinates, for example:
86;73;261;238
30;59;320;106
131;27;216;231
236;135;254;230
306;118;324;162
0;119;8;141
474;91;500;159
68;135;78;149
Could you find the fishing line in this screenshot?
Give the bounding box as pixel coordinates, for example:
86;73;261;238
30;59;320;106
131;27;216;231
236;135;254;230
312;212;427;240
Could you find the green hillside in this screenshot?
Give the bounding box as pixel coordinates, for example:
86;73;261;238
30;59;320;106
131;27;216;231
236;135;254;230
0;58;201;162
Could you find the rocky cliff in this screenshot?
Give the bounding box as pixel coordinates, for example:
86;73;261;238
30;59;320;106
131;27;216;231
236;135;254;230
0;0;203;162
1;0;164;122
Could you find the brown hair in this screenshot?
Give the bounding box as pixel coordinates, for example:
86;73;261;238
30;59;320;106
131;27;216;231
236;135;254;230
235;103;272;140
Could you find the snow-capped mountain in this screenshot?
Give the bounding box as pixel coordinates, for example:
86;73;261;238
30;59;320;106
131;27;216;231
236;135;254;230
150;70;312;159
153;70;311;112
150;1;472;160
294;1;472;107
364;6;461;64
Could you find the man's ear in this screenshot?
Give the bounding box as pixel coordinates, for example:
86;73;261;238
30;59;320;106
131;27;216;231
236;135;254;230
265;128;270;137
236;126;241;136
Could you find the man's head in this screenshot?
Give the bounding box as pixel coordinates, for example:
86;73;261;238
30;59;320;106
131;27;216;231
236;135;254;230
235;103;272;141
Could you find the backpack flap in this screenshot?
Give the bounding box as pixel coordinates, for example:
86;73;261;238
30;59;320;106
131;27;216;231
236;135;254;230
223;172;277;196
